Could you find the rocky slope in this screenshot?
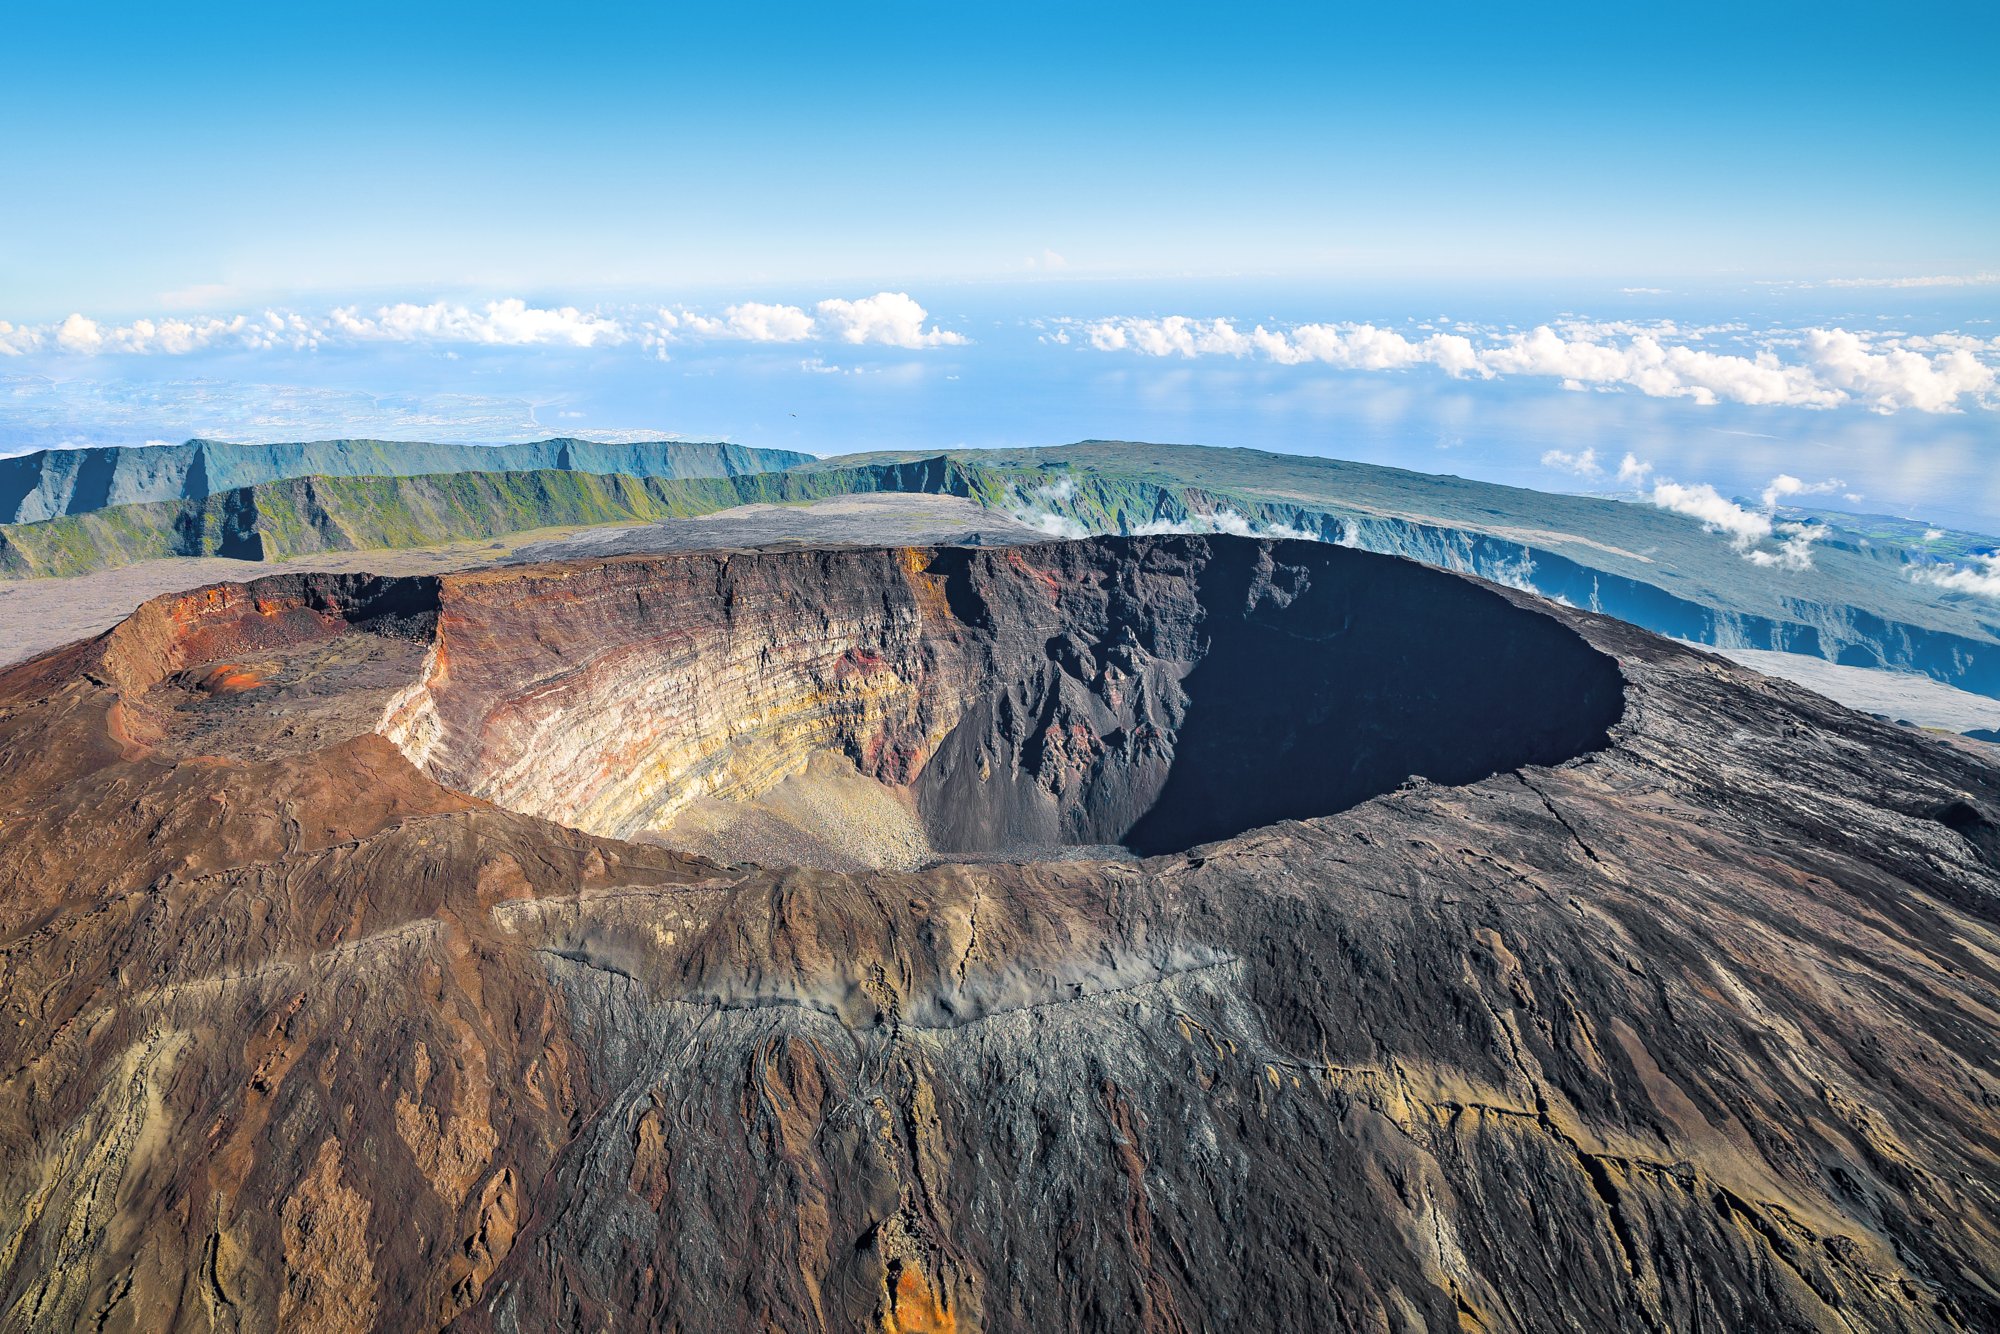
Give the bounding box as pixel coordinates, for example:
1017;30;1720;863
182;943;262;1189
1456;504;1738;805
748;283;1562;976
0;535;1996;1331
0;437;811;524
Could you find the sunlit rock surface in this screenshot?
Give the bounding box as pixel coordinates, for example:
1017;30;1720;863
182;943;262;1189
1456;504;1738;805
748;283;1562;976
0;535;1995;1331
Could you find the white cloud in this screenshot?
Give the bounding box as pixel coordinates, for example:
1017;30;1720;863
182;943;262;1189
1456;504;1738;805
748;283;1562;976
1912;552;2000;599
1079;313;2000;414
815;292;965;348
1480;327;1843;408
1825;273;2000;289
1802;327;1996;412
0;321;43;355
55;314;104;354
111;314;284;354
723;301;816;342
668;301;816;342
1006;478;1326;543
644;292;964;350
1650;480;1774;549
1924;528;1946;542
1744;521;1826;570
1087;315;1252;358
1540;447;1601;477
2;291;970;358
1088;316;1494;379
1616;453;1654;485
1759;473;1844;510
1647;471;1845;570
1129;509;1319;540
1005;477;1089;536
1016;511;1089;538
11;309;319;356
329;298;627;347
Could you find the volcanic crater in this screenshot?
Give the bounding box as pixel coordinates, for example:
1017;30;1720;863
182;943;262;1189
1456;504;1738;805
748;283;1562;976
137;537;1627;870
6;534;1999;1332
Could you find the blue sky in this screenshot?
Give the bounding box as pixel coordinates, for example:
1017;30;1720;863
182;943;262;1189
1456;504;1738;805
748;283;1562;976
5;1;1995;308
2;2;1997;531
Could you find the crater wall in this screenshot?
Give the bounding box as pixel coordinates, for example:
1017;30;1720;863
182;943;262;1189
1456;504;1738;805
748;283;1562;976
382;536;1625;860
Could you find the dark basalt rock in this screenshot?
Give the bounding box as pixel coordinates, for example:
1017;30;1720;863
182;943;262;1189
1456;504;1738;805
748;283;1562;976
0;535;1995;1333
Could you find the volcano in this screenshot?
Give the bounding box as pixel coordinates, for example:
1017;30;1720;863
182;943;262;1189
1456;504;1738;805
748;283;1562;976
0;535;1995;1331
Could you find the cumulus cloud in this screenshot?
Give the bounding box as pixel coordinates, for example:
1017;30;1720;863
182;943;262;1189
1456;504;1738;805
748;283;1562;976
665;301;816;343
1091;315;1254;358
0;321;43;355
1088;316;1489;379
1540;447;1601;477
1078;313;1999;414
1744;521;1827;570
1647;471;1844;570
1759;473;1844;510
1801;328;1996;412
1480;327;1842;408
1912;552;2000;599
815;292;965;348
1650;480;1775;549
329;298;626;347
644;292;964;351
1616;453;1654;485
56;314;104;354
18;309;322;356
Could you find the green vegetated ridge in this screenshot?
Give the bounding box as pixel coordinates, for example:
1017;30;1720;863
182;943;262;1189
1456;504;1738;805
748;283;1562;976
0;437;812;524
0;461;959;578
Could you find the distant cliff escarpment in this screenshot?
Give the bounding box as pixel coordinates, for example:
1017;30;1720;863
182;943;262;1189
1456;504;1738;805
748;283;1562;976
0;460;953;578
0;437;811;524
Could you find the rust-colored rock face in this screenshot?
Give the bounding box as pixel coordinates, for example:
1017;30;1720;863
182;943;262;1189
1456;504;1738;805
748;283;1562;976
0;535;1996;1332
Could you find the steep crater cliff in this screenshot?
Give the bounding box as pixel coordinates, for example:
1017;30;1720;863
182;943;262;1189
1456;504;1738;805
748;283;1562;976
363;537;1625;866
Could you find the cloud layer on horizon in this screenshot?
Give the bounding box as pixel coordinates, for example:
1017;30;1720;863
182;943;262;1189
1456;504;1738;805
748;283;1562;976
0;292;969;360
7;296;1999;429
1077;315;1999;414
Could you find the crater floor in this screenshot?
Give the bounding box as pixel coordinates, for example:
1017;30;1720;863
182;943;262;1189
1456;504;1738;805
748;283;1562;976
0;535;1996;1332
